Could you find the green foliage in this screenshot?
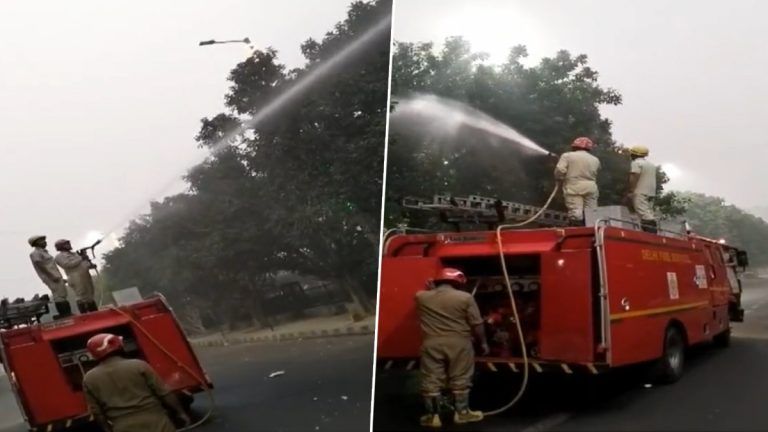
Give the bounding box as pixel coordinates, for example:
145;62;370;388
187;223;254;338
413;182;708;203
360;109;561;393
386;37;682;227
102;0;390;330
681;192;768;265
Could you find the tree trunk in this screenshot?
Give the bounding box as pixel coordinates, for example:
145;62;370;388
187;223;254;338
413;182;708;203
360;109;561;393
341;274;374;314
179;305;206;335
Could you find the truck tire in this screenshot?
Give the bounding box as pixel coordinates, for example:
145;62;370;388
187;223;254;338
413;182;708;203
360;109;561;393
712;328;731;348
652;325;685;384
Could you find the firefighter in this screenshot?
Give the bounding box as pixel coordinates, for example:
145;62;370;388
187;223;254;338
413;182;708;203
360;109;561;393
28;235;72;318
82;333;191;432
53;239;98;313
626;145;657;233
554;137;601;226
415;268;488;428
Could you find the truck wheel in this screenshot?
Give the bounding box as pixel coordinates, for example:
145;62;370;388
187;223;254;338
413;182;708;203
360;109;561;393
652;325;685;384
712;328;731;348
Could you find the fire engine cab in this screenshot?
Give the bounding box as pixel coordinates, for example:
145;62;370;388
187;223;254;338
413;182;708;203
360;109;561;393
377;197;748;383
0;294;213;431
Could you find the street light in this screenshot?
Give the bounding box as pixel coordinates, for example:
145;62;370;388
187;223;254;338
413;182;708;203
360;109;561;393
198;37;251;46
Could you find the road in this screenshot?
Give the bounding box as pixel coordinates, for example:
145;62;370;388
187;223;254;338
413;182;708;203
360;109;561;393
373;279;768;431
0;336;374;432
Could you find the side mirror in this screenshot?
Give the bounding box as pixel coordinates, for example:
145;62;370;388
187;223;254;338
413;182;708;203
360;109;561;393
736;250;749;268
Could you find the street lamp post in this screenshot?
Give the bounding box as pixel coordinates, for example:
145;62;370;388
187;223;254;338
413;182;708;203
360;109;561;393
198;37;251;46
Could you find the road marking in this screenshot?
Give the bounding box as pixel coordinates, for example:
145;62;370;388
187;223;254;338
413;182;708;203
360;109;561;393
521;412;572;432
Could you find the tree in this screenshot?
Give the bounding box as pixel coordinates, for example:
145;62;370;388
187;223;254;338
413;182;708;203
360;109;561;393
681;192;768;266
102;0;391;330
386;37;681;227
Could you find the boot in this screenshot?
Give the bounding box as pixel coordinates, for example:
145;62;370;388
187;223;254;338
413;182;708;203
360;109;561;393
568;218;585;227
419;395;442;428
85;300;99;312
641;220;658;234
76;301;89;314
53;301;72;319
453;391;483;424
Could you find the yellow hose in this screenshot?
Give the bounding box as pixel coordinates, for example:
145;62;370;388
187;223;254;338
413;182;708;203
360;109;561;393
483;183;559;417
110;307;215;431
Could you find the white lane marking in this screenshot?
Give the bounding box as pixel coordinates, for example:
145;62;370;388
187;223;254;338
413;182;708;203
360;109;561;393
520;412;572;432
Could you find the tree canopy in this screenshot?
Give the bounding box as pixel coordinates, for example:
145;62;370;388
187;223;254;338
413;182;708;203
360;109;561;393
681;192;768;266
102;0;391;331
385;37;683;227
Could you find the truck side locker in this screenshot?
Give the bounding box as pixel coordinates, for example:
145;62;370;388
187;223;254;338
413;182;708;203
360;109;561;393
538;250;595;363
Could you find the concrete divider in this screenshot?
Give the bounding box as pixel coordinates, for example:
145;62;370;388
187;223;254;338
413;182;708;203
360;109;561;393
190;322;374;348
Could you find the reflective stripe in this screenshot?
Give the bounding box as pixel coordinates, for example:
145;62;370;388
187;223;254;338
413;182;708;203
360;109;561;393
610;301;709;320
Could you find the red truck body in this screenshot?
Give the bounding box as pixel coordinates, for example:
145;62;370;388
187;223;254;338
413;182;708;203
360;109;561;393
377;225;744;374
0;296;212;431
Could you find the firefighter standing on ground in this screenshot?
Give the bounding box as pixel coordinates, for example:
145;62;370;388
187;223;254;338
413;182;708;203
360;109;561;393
28;235;72;318
83;333;191;432
554;137;601;226
415;268;488;428
626;145;658;233
54;239;98;313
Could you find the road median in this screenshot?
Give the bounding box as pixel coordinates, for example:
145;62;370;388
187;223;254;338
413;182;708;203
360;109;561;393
190;316;375;348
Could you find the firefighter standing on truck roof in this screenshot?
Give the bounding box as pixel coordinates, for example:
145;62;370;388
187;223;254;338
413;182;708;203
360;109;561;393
28;235;73;318
626;145;658;233
82;333;191;432
415;268;488;428
554;137;601;226
54;239;98;314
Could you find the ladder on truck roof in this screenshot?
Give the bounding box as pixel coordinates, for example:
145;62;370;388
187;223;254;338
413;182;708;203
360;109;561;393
400;194;569;230
0;296;51;330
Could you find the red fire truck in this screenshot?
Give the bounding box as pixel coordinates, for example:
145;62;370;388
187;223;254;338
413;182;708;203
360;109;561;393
377;197;748;383
0;294;213;431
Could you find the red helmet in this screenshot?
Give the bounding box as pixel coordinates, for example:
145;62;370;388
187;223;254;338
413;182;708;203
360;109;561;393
571;137;594;150
87;333;124;360
434;268;467;286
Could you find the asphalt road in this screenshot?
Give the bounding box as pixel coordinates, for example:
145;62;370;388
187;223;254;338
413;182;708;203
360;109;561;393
0;335;375;432
373;279;768;432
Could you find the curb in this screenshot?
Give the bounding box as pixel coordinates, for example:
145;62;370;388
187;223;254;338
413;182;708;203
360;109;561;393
189;323;374;348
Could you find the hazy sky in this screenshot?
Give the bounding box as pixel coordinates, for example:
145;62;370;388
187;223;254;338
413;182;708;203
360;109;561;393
394;0;768;209
1;0;354;298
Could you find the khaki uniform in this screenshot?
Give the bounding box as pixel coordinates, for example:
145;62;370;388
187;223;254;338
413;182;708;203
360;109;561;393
83;357;176;432
54;251;95;303
630;157;657;221
554;151;601;220
415;284;483;395
29;247;68;302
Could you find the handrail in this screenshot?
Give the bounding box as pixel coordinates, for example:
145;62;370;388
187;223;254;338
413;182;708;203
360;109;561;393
594;219;611;364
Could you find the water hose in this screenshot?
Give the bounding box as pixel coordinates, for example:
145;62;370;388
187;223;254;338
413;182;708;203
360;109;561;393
110;307;215;431
482;182;559;417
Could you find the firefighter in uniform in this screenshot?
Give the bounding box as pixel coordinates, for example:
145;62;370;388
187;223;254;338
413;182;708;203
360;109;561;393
28;235;72;318
554;137;601;226
626;145;658;233
54;239;98;313
83;333;191;432
415;268;488;428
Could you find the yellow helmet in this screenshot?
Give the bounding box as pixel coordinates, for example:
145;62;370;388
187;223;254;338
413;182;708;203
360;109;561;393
629;145;649;157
